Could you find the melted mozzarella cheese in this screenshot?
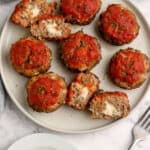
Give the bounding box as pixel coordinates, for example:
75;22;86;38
46;22;62;37
102;101;121;116
32;6;40;17
80;87;89;99
27;4;40;17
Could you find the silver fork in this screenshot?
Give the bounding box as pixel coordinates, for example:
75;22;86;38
129;106;150;150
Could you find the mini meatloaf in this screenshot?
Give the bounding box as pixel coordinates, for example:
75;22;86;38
89;91;130;119
10;36;51;77
30;15;71;41
61;0;101;25
67;72;100;110
11;0;57;28
27;72;67;112
61;31;101;72
109;48;150;89
99;4;139;45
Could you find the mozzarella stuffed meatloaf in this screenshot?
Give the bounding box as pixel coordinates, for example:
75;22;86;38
61;0;101;25
11;0;57;28
67;72;100;110
10;36;52;77
99;4;139;45
27;72;67;112
30;15;71;40
89;91;130;119
61;31;101;72
109;48;150;89
9;1;144;120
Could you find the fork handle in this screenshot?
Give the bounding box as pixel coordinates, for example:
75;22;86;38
128;139;143;150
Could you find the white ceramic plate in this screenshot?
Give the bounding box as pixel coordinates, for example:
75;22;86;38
8;133;77;150
0;0;150;133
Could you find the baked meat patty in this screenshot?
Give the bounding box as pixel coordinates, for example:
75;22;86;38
30;15;71;41
61;31;101;72
99;4;139;45
89;91;130;119
11;0;57;28
10;36;51;77
61;0;101;25
27;72;67;112
67;72;100;110
109;48;150;89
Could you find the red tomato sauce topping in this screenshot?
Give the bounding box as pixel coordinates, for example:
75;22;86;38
28;77;61;108
67;86;74;103
98;92;128;99
101;5;138;43
10;39;48;69
22;0;29;4
62;32;100;69
15;0;29;11
61;0;99;21
110;50;145;84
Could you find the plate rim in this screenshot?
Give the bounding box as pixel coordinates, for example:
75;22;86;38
0;0;150;134
7;133;77;150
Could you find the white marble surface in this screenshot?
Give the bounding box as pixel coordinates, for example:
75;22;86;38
0;0;150;150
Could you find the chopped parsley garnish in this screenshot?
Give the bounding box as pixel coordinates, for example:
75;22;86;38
112;23;118;28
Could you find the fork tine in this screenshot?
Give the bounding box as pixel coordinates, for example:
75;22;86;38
138;106;150;125
145;119;150;130
141;114;150;127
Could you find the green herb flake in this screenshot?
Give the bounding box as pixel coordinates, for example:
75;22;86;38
29;61;33;65
112;23;118;28
80;41;85;47
121;72;127;76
